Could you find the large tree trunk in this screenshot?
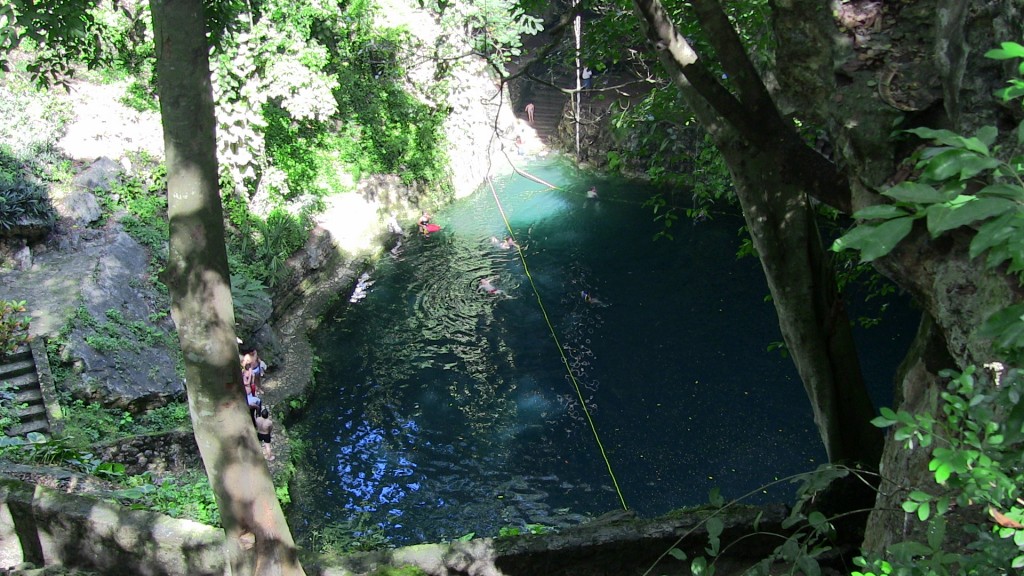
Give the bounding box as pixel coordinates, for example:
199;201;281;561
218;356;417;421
150;2;305;574
630;0;883;466
769;0;1024;552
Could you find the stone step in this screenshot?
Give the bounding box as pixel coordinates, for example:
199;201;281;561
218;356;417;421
2;372;39;391
0;359;35;381
12;386;43;405
15;403;46;419
8;418;49;436
1;344;32;362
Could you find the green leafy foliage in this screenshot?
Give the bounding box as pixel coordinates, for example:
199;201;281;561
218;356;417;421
205;0;451;201
425;0;543;75
986;42;1024;111
118;471;221;526
833;43;1024;363
496;523;552;538
0;433;125;480
0;0;106;87
230;274;274;332
0;74;73;162
864;364;1024;573
0;299;31;357
132;402;191;435
0;181;56;232
305;512;391;554
643;467;859;576
59;398;136;447
0;381;27;434
226;205;310;289
834;42;1024;267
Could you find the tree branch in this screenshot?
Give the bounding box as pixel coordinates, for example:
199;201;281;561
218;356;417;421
631;0;764;145
690;0;776;116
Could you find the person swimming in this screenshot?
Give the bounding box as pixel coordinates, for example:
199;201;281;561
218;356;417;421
581;290;605;306
586;186;599;199
479;277;504;295
491;236;519;250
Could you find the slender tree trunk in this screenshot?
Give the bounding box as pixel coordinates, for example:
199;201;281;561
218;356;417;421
150;2;305;574
631;0;882;465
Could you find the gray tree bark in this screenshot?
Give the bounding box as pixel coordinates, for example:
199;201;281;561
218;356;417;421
150;1;306;574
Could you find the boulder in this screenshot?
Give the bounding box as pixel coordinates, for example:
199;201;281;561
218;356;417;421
54;157;122;226
61;231;183;412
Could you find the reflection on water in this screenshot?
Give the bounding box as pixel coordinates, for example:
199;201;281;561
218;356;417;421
290;157;915;545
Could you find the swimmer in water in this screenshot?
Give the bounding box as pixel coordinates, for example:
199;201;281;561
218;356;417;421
490;236;519;250
586;186;599;199
479;277;504;296
581;290;606;306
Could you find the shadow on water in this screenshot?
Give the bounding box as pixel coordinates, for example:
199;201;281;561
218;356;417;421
289;157;917;545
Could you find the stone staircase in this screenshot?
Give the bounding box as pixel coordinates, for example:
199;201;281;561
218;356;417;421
1;340;59;437
519;81;569;143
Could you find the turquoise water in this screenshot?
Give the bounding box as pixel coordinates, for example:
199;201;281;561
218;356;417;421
289;157;915;544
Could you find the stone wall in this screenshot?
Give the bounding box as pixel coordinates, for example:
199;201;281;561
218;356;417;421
0;476;795;576
0;478;225;576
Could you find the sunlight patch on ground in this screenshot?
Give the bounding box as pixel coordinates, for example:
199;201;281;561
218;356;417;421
315;193;381;255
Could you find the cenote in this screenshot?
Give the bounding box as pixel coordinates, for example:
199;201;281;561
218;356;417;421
289;156;916;545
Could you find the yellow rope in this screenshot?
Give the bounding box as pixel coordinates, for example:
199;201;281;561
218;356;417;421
486;175;629;512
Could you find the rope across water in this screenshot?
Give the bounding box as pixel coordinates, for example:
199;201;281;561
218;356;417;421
485;174;629;512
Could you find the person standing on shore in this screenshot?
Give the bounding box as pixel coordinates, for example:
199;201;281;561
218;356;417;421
256;407;275;461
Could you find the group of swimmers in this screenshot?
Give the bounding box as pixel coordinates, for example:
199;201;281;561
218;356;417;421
241;348;274;461
386;188;604;302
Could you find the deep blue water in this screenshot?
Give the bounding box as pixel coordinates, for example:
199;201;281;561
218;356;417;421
289;157;916;545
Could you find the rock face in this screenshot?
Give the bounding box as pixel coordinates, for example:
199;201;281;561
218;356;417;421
0;226;182;413
61;230;182;411
52;157;120;226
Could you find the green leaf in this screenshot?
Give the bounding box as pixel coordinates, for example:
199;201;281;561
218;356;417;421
808;511;828;531
864;217;915;261
835;215;917;260
706;516;724;539
970;213;1021;259
978;303;1024;352
796;555;821;576
926;196;1016;236
908;490;932;502
921;149;1000;181
853;204;911;220
904;127;969;148
976;125;998;148
708;486;724;507
918;501;930;520
975;183;1024;201
881;181;952;204
985;42;1024;59
871;415;895;428
25;432;47;443
668;548;688;561
889;541;933;561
